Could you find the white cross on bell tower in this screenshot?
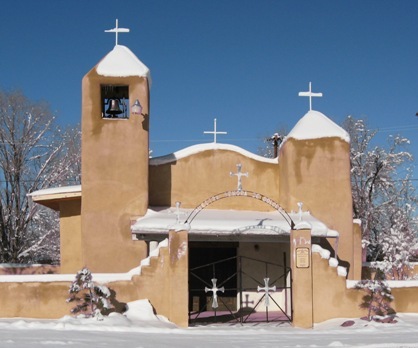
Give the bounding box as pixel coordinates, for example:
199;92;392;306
105;19;130;46
298;82;323;111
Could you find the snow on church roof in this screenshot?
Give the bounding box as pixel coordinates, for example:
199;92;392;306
284;110;350;143
96;45;151;81
131;207;339;238
150;143;277;166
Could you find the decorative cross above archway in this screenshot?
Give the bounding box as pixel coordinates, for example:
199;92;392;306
205;278;225;309
105;19;130;46
230;163;248;192
298;82;323;111
204;118;227;143
257;277;276;307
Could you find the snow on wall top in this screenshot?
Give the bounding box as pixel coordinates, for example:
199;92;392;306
150;143;277;166
28;185;81;197
96;45;151;81
284;110;350;143
312;244;347;277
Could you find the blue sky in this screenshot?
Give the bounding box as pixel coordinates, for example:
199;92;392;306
1;1;418;170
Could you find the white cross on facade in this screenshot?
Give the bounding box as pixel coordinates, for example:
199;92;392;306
105;19;130;46
257;277;276;307
230;163;248;192
204;278;225;309
298;82;323;111
203;118;227;143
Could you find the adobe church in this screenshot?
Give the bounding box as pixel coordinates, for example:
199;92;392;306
1;21;417;328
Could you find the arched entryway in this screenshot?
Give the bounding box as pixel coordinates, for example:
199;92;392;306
186;190;294;325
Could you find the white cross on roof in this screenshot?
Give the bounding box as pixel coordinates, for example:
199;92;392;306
203;118;227;143
105;19;130;46
298;82;323;111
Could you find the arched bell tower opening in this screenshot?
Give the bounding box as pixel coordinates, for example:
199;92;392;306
101;84;130;119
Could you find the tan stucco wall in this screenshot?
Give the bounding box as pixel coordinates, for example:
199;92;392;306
59;199;82;274
0;231;189;327
312;253;418;323
0;237;417;327
290;229;313;328
312;252;364;323
280;138;354;278
150;150;279;211
81;70;149;272
352;221;363;280
0;282;72;318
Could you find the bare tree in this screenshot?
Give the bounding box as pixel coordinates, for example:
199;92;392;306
343;116;417;266
0;90;81;263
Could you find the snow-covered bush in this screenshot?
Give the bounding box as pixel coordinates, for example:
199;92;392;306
355;279;395;322
66;267;112;319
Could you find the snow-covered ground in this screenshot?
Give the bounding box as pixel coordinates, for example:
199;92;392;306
0;300;417;347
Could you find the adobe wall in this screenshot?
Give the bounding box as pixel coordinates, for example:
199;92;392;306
352;221;363;280
0;282;72;318
312;251;418;323
279;138;354;278
312;252;364;323
149;149;279;211
81;71;149;272
132;231;189;326
59;199;82;274
291;229;313;328
0;231;189;327
0;236;417;327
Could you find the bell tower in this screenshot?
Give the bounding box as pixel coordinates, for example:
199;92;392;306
80;21;150;272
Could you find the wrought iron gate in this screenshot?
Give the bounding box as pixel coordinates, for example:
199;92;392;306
189;255;292;325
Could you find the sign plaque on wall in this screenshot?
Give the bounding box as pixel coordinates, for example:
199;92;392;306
296;247;310;268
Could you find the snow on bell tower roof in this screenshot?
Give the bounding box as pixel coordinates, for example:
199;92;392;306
96;20;151;81
96;45;151;80
285;110;350;143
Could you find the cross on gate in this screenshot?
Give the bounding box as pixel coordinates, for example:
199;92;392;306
257;277;276;307
105;19;130;46
203;118;227;143
205;278;225;309
230;163;248;192
298;82;323;111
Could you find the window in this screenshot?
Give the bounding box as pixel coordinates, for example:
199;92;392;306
101;85;129;119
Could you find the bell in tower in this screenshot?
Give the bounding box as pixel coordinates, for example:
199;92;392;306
102;85;129;118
